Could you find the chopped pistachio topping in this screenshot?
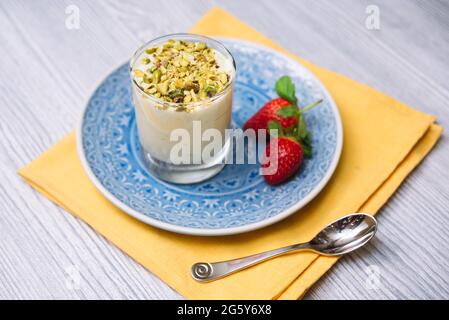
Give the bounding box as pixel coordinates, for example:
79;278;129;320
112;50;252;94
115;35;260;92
133;39;231;106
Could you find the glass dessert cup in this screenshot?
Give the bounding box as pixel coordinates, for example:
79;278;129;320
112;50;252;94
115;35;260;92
130;34;236;184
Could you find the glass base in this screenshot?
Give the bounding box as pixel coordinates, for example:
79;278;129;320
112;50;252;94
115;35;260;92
140;140;230;184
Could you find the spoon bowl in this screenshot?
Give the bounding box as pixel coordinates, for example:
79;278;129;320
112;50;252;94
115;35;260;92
309;214;377;256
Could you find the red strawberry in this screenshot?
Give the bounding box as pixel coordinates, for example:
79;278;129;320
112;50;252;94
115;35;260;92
244;75;322;185
243;98;297;135
261;137;304;185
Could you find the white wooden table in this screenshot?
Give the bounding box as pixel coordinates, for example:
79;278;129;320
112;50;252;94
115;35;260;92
1;0;448;299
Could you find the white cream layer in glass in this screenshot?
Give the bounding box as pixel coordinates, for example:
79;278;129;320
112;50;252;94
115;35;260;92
132;48;235;163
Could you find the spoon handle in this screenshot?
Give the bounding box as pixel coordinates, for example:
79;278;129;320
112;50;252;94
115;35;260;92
191;242;310;282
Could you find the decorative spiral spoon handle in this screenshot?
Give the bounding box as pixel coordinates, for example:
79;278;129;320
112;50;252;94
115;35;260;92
191;243;309;282
191;263;214;280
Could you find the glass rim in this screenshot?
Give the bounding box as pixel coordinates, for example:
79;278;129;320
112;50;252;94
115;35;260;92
129;33;236;108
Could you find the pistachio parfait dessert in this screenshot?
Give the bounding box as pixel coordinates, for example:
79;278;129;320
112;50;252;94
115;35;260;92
130;34;236;183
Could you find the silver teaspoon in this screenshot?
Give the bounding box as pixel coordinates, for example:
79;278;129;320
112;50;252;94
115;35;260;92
191;213;377;282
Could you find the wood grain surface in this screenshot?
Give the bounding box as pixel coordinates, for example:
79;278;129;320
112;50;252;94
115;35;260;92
0;0;448;299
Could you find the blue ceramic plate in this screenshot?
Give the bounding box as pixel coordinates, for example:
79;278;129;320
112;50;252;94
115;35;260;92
77;39;343;236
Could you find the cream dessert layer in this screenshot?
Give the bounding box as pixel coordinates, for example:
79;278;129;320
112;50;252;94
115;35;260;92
131;39;235;163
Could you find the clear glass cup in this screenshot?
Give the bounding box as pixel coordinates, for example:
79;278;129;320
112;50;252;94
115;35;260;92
130;34;236;184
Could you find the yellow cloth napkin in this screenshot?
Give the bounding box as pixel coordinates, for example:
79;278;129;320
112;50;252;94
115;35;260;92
19;7;442;299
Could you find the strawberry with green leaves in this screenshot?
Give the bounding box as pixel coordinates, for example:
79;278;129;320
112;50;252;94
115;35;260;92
251;76;322;184
243;75;301;134
243;76;322;157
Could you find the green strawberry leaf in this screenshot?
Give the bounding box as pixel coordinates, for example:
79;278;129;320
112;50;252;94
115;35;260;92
303;132;312;146
296;115;313;157
301;140;312;157
267;120;283;137
275;76;296;104
297;115;309;139
300;131;312;157
276;105;299;118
